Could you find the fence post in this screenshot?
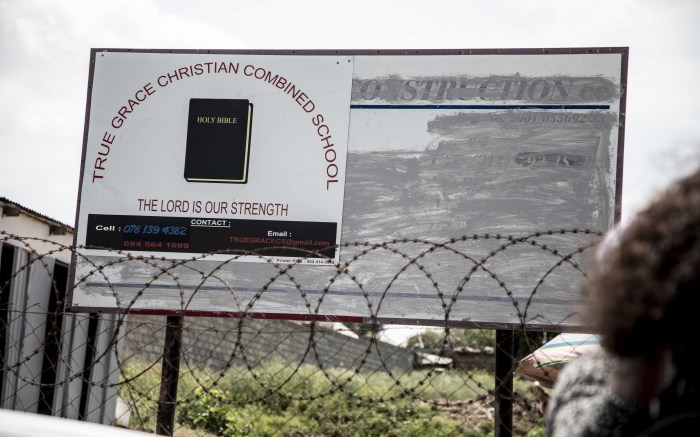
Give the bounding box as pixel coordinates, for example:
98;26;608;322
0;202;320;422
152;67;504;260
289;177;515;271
495;329;514;437
156;315;184;436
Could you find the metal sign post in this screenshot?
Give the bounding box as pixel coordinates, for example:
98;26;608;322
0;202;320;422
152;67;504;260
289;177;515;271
156;316;183;436
495;330;515;437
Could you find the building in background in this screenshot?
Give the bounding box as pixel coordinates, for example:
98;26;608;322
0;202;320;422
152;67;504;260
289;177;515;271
1;197;119;424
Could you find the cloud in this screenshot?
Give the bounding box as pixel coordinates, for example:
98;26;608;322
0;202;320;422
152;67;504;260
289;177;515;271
0;0;246;224
0;0;699;224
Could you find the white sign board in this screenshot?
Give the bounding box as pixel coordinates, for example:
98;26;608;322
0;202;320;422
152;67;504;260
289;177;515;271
70;49;627;330
77;52;352;265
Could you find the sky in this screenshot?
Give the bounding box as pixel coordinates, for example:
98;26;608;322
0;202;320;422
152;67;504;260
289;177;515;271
1;0;699;227
0;0;698;345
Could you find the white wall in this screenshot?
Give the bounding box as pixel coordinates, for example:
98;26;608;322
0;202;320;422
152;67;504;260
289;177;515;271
0;207;73;265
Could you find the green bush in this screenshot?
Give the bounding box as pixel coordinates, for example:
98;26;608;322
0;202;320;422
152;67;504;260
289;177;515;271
178;388;233;435
175;383;463;436
405;328;496;350
119;361;163;430
121;359;542;436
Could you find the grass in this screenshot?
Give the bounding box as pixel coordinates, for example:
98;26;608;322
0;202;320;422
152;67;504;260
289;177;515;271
119;359;544;436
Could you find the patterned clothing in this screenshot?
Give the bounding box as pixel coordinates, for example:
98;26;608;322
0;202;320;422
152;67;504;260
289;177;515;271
546;350;638;436
547;349;700;436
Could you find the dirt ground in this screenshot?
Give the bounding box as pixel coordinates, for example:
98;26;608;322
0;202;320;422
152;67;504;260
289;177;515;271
430;384;549;435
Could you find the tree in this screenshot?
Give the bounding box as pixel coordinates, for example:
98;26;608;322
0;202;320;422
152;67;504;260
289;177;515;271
405;328;496;350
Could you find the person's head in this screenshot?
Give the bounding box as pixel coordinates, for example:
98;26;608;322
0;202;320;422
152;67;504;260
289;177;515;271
586;167;700;366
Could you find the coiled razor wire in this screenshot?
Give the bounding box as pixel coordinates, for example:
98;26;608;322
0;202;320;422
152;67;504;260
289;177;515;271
0;229;602;433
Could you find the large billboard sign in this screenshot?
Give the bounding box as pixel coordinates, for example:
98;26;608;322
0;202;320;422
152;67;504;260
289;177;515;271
69;48;627;329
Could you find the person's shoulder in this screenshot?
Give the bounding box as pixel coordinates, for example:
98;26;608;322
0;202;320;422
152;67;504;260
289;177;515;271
549;348;617;414
556;348;615;390
547;350;635;436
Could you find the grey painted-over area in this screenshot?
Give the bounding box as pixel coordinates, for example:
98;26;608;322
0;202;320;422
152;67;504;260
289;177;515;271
344;110;616;238
71;69;621;329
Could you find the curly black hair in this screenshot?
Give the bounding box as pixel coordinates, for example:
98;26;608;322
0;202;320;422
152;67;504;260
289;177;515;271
586;167;700;365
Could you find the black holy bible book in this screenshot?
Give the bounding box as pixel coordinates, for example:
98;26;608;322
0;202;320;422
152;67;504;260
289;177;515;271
184;98;253;183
